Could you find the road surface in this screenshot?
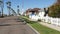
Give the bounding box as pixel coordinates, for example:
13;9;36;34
0;16;36;34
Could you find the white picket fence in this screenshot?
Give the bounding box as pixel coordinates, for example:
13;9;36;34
29;15;60;26
41;16;60;26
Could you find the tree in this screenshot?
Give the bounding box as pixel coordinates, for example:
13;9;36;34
6;1;11;16
49;4;60;18
0;0;4;17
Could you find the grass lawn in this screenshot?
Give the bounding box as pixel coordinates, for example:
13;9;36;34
20;16;60;34
29;22;60;34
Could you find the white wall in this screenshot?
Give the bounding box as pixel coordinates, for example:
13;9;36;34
29;15;39;21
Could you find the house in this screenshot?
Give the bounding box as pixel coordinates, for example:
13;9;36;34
23;8;49;21
29;8;49;21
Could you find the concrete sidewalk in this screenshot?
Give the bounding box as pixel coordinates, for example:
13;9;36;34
38;22;60;31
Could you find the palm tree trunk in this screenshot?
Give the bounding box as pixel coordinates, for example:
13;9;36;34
9;7;10;16
1;7;4;17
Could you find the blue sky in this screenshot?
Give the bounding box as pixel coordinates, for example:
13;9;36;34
3;0;56;14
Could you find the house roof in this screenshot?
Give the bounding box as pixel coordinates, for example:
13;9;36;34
26;8;41;12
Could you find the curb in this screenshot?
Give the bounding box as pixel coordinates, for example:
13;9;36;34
27;23;40;34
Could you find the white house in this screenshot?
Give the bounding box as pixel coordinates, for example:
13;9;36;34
29;9;45;21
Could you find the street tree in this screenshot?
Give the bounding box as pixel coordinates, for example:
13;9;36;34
6;1;11;16
0;0;4;17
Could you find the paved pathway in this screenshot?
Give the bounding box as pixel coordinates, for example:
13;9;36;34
39;22;60;31
0;16;36;34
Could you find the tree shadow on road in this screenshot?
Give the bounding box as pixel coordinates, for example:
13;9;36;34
0;24;11;26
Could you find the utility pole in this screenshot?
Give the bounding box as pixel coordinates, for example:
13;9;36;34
17;5;20;15
0;0;4;18
6;0;11;16
21;0;24;15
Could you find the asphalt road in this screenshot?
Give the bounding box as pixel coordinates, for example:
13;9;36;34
0;16;36;34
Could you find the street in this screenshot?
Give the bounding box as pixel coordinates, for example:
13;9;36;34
0;16;36;34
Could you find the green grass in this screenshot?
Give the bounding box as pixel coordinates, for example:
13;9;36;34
29;22;60;34
20;16;60;34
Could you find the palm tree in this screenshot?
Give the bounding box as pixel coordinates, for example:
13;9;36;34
6;1;11;16
0;0;4;17
0;11;1;17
